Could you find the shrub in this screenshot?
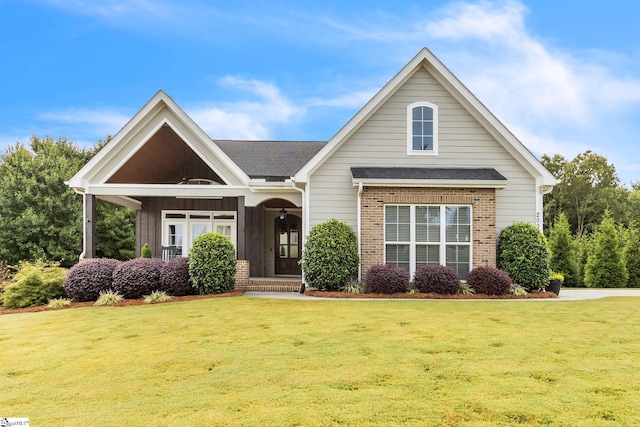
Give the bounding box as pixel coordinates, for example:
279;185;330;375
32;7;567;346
413;264;460;295
2;261;67;308
342;280;363;294
112;258;164;299
510;285;528;296
459;283;475;295
141;243;152;258
548;213;579;287
189;232;236;294
94;290;124;306
143;290;172;304
160;256;195;296
466;266;512;295
301;219;359;291
364;264;409;294
48;298;71;309
64;258;121;301
498;222;550;291
584;213;628;288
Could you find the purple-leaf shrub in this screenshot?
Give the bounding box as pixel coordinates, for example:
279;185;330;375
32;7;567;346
64;258;121;302
466;266;512;295
365;264;410;294
160;257;195;296
112;258;164;299
414;264;460;295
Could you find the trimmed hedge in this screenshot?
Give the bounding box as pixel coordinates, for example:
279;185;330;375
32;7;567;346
64;258;121;301
2;261;67;308
414;264;460;295
189;232;236;294
160;257;195;296
112;258;164;299
365;264;409;294
498;222;550;291
466;266;512;295
301;219;359;291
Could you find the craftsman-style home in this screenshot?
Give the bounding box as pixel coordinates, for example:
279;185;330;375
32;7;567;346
67;48;556;288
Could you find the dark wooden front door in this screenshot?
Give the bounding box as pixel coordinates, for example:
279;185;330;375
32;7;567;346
275;214;302;275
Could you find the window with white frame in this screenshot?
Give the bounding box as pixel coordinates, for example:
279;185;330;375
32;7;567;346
162;210;236;257
385;205;471;278
407;101;438;155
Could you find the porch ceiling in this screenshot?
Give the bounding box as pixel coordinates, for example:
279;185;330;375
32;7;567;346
107;125;223;184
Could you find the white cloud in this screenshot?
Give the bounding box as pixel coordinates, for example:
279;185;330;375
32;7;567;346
39;109;130;130
306;90;376;109
187;76;304;140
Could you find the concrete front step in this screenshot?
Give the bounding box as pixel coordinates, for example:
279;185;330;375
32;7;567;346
241;277;303;293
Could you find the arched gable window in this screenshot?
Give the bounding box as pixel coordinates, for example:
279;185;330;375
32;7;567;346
407;102;438;155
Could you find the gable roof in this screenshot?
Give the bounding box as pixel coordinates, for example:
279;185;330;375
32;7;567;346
295;48;557;187
216;140;326;180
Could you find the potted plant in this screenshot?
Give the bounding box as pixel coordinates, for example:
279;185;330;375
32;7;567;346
547;271;564;295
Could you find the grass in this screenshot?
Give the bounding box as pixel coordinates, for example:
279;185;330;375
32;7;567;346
2;297;640;426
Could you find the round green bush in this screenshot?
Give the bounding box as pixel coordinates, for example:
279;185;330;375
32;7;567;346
301;219;359;291
466;266;512;295
413;264;460;294
364;264;409;294
112;258;164;299
160;256;195;296
64;258;121;301
2;261;67;308
498;222;550;291
188;232;236;294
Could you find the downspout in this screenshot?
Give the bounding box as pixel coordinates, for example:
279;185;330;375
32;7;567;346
291;178;306;291
357;182;363;282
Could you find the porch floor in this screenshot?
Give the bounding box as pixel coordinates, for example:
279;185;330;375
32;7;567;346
242;276;303;293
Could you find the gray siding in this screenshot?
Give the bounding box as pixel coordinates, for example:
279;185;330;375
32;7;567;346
308;66;536;232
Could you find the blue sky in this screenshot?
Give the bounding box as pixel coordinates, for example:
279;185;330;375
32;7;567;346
2;0;640;185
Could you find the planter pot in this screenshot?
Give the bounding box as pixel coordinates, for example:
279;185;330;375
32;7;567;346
547;279;562;295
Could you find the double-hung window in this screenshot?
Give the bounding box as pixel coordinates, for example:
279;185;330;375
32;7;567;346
385;205;471;278
407;101;438;155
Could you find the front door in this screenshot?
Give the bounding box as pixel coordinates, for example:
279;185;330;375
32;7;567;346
275;214;302;275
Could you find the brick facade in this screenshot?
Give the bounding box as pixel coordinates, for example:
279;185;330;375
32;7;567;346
235;259;250;290
360;187;496;279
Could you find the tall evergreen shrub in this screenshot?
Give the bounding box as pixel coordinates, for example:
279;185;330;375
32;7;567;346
624;225;640;287
548;212;579;287
188;232;236;294
497;222;550;291
300;219;359;291
584;213;628;288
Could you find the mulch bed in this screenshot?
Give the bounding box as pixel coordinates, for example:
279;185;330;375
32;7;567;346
0;290;245;316
305;290;558;299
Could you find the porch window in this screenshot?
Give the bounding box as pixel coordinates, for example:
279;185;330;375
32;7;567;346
384;204;471;278
162;210;236;256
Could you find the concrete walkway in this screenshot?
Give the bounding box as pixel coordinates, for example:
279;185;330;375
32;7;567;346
244;289;640;301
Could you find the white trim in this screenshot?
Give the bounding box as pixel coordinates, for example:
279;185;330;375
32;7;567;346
407;101;438;156
352;178;508;189
357;182;363;282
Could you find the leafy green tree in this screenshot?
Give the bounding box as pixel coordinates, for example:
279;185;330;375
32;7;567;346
96;201;136;260
575;234;594;286
624;223;640;288
0;136;135;267
0;137;93;267
542;151;624;237
548;212;579;287
584;212;628;288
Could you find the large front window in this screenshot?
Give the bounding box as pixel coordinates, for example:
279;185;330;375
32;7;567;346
162;210;236;257
385;205;471;278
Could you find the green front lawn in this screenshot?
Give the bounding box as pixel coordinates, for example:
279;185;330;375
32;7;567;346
2;297;639;426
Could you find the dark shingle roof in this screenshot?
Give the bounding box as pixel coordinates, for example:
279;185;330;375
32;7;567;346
351;167;507;181
215;140;327;180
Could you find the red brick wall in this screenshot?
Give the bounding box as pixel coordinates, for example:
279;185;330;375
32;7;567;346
360;187;496;279
235;259;250;290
